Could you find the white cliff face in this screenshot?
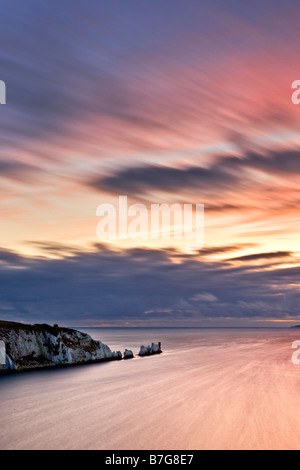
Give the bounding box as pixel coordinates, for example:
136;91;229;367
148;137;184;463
0;321;163;372
0;322;115;371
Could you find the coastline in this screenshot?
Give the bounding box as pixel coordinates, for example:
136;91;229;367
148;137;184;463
0;320;162;374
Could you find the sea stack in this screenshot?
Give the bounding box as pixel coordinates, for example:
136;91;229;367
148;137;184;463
123;349;134;359
138;342;162;357
0;320;163;373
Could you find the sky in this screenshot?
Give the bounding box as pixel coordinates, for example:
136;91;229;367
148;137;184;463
1;0;300;326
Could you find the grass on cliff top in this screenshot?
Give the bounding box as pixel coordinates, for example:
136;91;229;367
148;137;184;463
0;320;75;334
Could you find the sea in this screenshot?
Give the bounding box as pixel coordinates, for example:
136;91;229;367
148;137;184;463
1;327;300;450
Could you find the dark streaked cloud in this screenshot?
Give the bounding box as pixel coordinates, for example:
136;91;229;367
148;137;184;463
0;244;299;326
89;163;238;196
228;251;292;262
88;150;300;198
0;0;300;328
1;0;299;172
246;151;300;176
0;160;40;182
194;244;258;257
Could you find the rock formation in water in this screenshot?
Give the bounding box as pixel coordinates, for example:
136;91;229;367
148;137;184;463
0;321;120;372
0;320;163;372
112;350;123;360
123;349;134;359
138;342;162;356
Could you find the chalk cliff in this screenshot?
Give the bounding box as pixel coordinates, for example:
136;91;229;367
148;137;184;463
0;321;163;372
0;321;117;372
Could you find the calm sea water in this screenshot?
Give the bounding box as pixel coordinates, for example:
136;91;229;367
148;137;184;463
1;327;300;450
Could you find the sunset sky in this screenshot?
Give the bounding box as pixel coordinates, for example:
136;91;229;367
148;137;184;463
1;0;300;326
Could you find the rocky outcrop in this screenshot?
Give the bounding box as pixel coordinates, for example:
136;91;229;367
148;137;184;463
123;349;134;359
112;350;122;360
0;320;163;373
0;321;120;372
138;342;162;357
